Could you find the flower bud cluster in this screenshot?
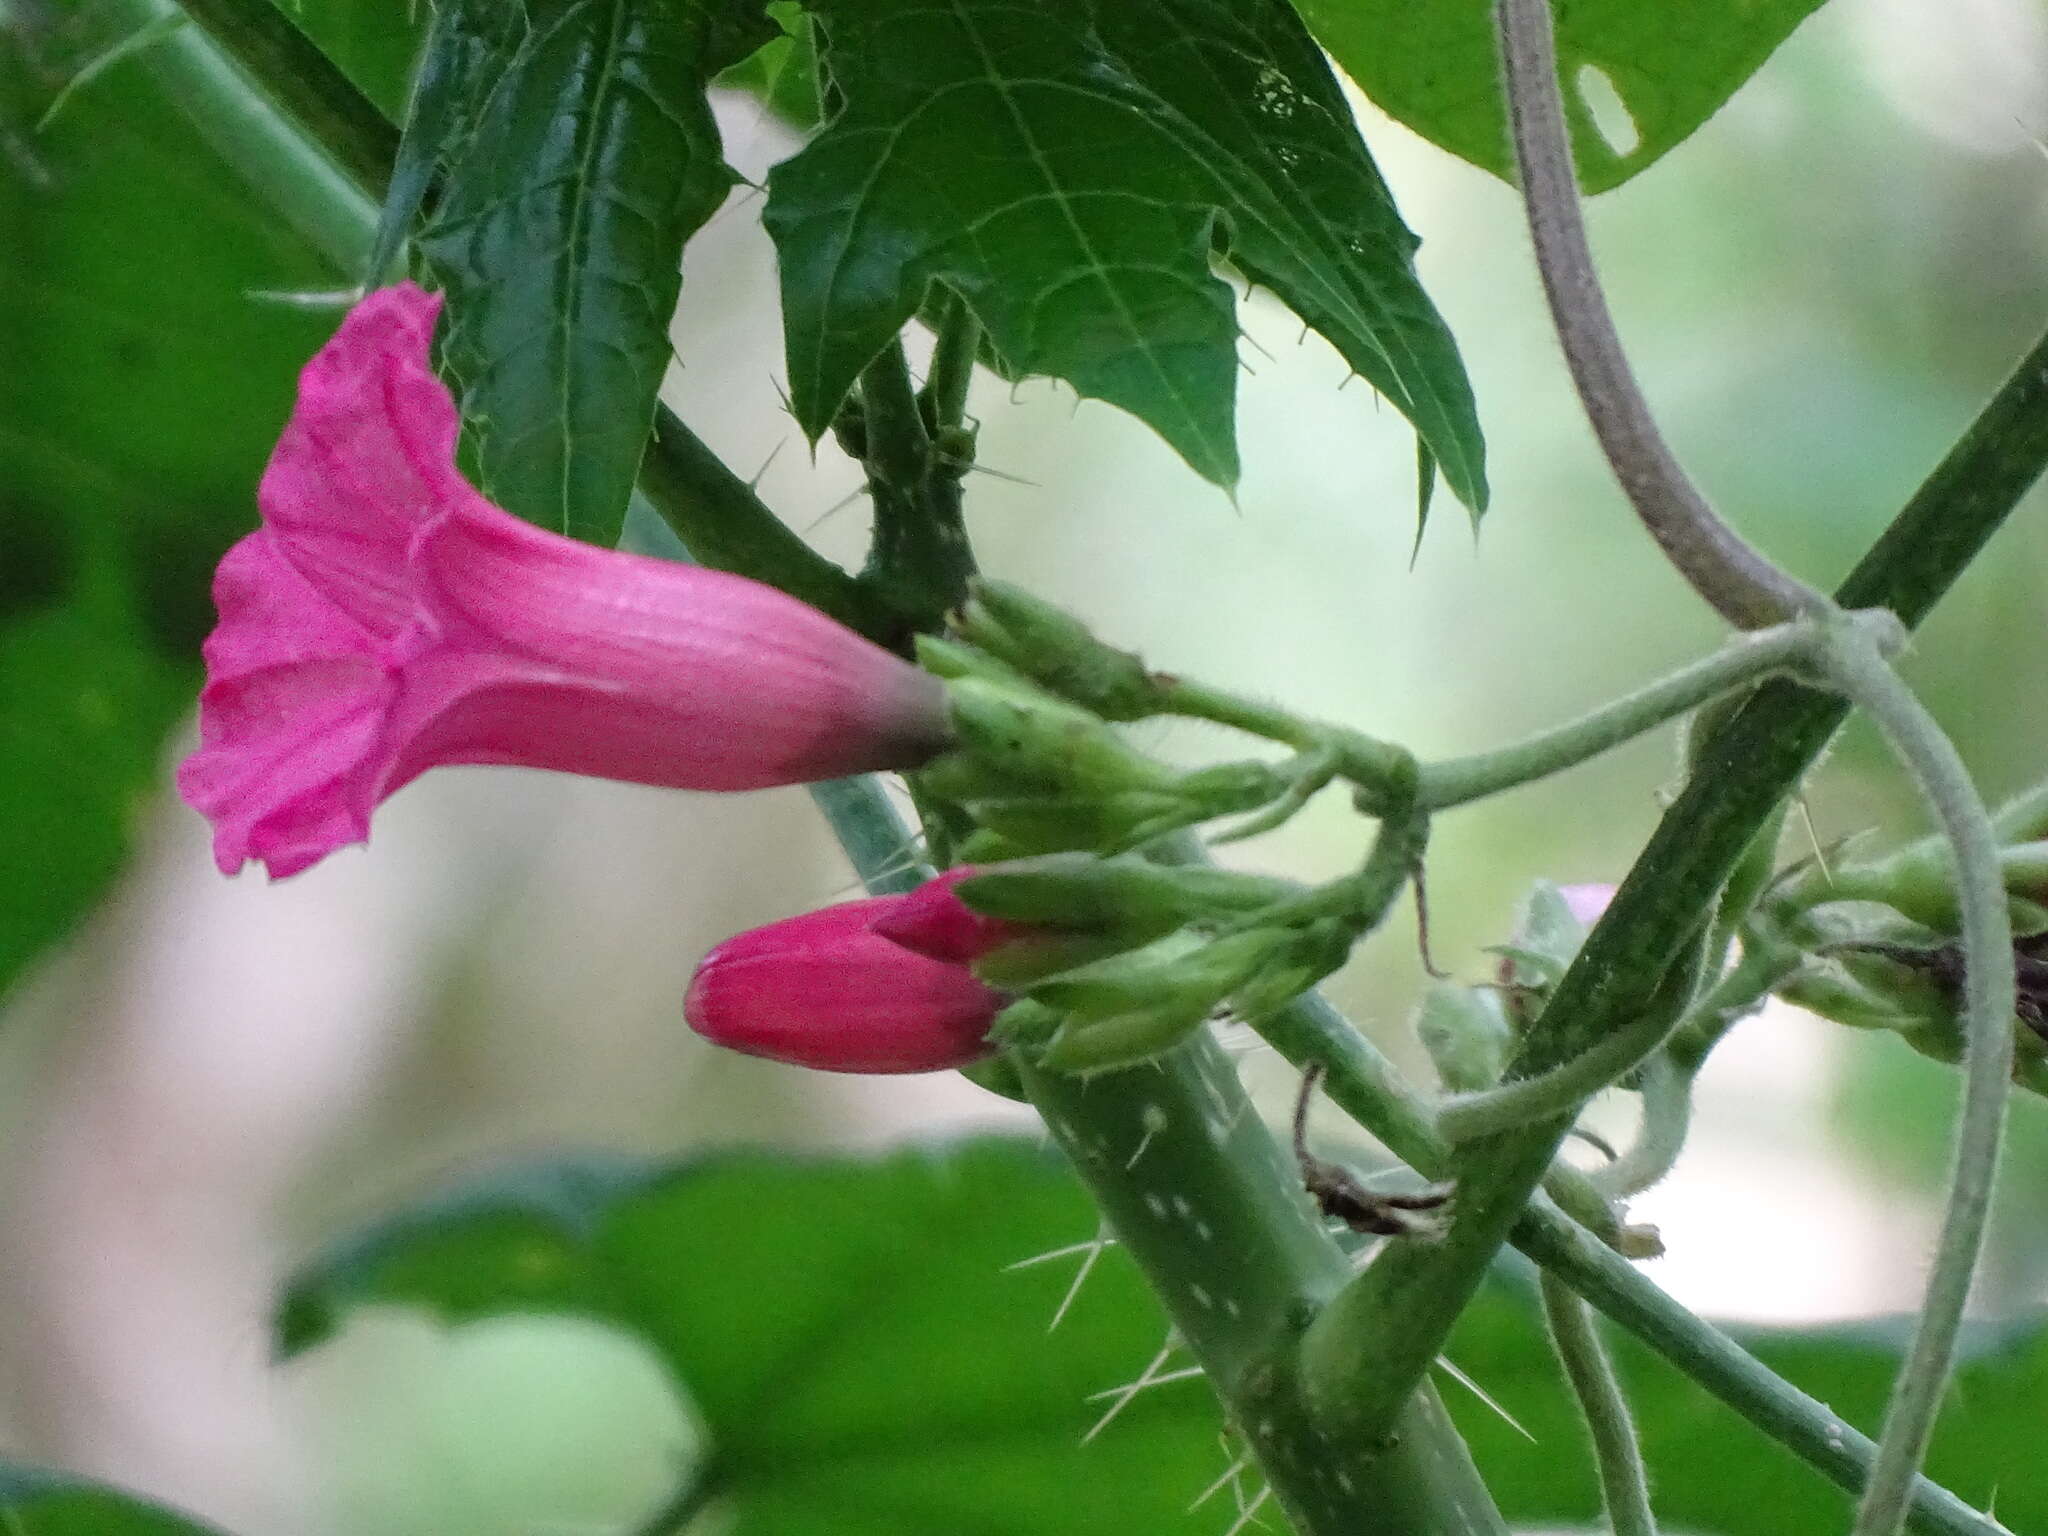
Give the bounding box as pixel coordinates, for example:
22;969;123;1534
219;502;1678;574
1755;780;2048;1095
914;632;1284;861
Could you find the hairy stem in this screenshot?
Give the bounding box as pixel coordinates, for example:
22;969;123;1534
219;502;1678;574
1418;619;1819;807
1540;1273;1659;1536
1589;1051;1692;1199
1494;0;1824;628
1258;993;2000;1533
1820;636;2015;1536
1436;929;1703;1144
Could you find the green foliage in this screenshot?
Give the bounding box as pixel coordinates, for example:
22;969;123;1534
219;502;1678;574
766;0;1484;510
413;0;773;545
0;15;337;999
0;1461;229;1534
259;0;426;118
1447;1273;2048;1535
1294;0;1830;193
280;1141;1227;1534
715;0;819;129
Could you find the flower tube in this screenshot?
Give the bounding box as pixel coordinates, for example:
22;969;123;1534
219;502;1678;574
685;893;1003;1073
178;284;949;878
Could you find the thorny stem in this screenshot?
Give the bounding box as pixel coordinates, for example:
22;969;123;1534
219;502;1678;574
1494;0;1825;629
1274;998;2003;1535
1820;634;2014;1536
640;406;881;639
856;340;978;635
820;791;1507;1535
1539;1272;1659;1536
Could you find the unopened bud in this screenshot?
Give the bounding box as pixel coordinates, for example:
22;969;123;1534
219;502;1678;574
1417;983;1514;1092
946;677;1174;796
957;579;1164;720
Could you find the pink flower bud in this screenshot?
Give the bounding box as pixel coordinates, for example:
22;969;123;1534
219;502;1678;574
1559;882;1617;927
685;893;1003;1073
867;867;1033;963
177;284;949;878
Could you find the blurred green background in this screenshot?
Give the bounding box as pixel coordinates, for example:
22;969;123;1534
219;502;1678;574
4;0;2048;1531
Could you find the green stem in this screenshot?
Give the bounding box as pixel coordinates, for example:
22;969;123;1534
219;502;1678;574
854;340;977;634
1539;1272;1659;1536
1436;930;1704;1145
640;407;880;638
1020;1047;1506;1536
172;0;398;197
1494;0;1824;628
1418;620;1819;808
1589;1051;1692;1199
825;786;1507;1535
1257;992;2001;1532
1292;301;2048;1457
1514;1215;2002;1536
922;289;982;432
1820;635;2014;1536
115;0;377;270
1156;678;1414;803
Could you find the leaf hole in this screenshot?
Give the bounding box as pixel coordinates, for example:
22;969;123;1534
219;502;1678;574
1574;64;1641;158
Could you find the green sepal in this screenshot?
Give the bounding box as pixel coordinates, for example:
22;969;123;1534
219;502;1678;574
945;677;1175;796
914;633;1037;690
1228;919;1353;1021
987;998;1064;1049
1416;982;1515;1093
966;795;1187;856
956;579;1164;721
972;933;1139;989
956;855;1299;931
1039;1002;1212;1074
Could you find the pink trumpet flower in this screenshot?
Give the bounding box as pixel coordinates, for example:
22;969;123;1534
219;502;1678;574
685;890;1005;1073
177;284;949;879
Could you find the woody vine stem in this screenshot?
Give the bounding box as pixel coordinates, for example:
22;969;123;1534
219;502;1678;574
138;0;2048;1533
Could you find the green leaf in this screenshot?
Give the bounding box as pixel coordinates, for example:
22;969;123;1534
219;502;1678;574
1089;0;1486;511
257;0;428;120
768;0;1485;507
364;0;520;285
0;1460;231;1534
1293;0;1829;195
715;1;820;131
0;15;339;1000
281;1141;1229;1533
1445;1274;2048;1533
419;0;773;545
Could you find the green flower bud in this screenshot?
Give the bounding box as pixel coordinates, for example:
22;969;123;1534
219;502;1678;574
913;634;1035;688
1227;920;1352;1022
956;579;1164;721
966;795;1185;856
956;855;1299;932
945;677;1174;796
1039;1000;1210;1074
1416;983;1514;1093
